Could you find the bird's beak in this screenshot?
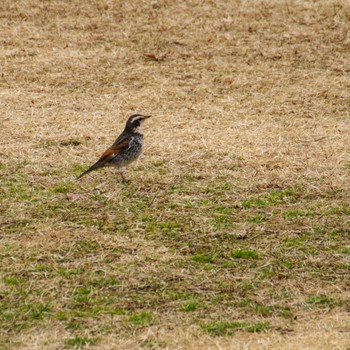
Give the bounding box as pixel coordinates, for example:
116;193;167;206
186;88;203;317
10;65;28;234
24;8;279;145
143;115;152;119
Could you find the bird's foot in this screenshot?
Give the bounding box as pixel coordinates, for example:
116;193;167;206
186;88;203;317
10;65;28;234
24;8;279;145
120;173;129;184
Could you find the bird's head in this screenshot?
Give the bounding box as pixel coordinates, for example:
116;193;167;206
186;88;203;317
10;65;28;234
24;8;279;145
125;114;151;133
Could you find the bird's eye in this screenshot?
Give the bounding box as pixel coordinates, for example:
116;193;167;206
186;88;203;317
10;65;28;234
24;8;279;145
134;120;140;127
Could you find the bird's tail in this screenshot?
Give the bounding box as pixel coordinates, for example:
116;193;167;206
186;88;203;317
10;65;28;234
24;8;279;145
77;168;92;180
76;162;100;180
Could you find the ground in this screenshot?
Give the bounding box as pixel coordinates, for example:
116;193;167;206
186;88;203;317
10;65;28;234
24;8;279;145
1;0;350;349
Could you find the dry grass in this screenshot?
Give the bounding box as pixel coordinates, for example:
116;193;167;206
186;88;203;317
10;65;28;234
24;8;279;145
1;0;350;349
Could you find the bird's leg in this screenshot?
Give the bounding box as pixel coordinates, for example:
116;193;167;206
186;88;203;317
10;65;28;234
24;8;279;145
118;169;129;184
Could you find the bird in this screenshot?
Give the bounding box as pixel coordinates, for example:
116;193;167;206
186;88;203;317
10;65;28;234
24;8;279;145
77;114;151;183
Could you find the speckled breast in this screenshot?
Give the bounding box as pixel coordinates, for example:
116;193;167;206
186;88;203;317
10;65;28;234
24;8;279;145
111;134;143;167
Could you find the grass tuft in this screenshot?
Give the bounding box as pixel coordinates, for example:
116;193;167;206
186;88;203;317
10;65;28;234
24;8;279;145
129;312;154;326
201;321;269;336
231;250;260;259
66;337;98;347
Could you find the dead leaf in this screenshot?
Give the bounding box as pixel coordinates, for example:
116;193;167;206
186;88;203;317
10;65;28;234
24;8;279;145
144;53;162;61
66;193;81;202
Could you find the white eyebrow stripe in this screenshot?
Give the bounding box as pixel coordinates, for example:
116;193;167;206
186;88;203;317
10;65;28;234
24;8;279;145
130;115;142;123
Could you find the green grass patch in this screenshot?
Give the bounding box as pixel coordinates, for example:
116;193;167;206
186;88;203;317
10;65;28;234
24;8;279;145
66;337;98;347
306;295;337;307
205;183;233;194
141;337;167;349
283;209;311;219
180;301;203;312
146;221;181;235
339;247;350;255
73;286;93;304
328;206;350;215
72;163;86;173
201;321;269;336
51;182;75;194
242;198;266;209
231;250;260;259
244;322;270;332
253;304;274;317
242;188;302;209
191;253;216;264
3;276;24;286
129;311;153;326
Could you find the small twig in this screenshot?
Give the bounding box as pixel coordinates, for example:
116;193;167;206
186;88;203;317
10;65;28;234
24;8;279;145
149;192;159;206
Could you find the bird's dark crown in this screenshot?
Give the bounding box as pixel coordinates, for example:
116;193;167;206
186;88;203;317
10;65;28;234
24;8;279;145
125;114;151;131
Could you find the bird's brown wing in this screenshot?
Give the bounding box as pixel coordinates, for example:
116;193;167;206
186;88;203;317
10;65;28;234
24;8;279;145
97;137;131;165
77;137;131;179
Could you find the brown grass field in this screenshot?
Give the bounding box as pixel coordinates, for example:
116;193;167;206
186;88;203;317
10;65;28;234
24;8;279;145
1;0;350;349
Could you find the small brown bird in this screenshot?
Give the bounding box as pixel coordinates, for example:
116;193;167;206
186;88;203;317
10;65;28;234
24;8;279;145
77;114;151;183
